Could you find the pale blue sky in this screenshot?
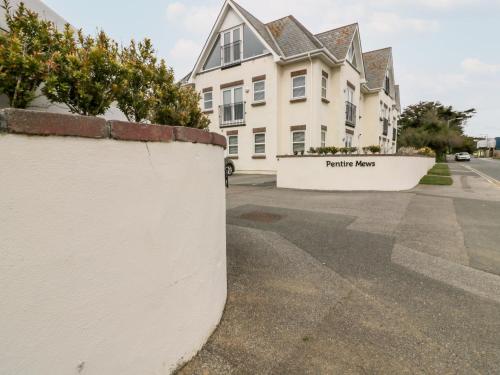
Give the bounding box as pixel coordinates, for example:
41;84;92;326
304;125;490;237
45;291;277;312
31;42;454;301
42;0;500;137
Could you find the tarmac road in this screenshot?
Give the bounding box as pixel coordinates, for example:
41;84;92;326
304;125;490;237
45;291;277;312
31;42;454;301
179;169;500;374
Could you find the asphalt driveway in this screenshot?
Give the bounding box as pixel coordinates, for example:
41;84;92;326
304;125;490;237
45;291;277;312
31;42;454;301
179;167;500;374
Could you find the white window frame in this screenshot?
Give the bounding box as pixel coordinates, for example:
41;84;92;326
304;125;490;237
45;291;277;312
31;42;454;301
253;80;265;103
203;91;213;110
254;132;266;154
228;135;238;155
291;130;306;153
321;76;327;99
221;86;244;125
345;133;353;147
220;25;243;66
292;75;306;99
321;129;326;147
347;43;355;65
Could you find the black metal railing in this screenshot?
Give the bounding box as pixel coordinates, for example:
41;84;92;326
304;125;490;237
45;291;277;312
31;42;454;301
345;101;357;126
219;102;245;127
221;40;242;67
383;118;389;136
392;127;397;141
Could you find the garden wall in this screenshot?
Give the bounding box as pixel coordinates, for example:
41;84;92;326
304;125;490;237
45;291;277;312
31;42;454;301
277;154;435;191
0;109;227;374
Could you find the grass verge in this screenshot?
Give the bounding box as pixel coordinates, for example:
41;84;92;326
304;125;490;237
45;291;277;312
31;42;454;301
420;175;453;185
428;163;451;176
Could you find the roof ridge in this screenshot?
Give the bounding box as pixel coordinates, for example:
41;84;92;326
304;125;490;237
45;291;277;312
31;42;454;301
287;15;323;49
363;47;392;55
315;22;358;36
265;14;294;25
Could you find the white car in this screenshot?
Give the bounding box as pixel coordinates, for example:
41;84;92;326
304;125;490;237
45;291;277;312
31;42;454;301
455;152;471;161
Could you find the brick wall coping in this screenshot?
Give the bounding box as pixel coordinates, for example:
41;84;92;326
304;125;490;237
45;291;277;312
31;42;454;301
0;109;226;149
277;154;434;159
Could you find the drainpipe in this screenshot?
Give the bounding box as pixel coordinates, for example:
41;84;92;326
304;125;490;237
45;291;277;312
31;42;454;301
308;52;313;150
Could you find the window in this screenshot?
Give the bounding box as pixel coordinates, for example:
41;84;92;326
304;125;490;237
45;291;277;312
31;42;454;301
203;91;213;110
384;72;390;94
321;129;326;147
292;75;306;98
221;86;244;125
345;133;353;147
254;133;265;154
253;80;265;102
228;135;238;155
321;76;327;99
347;43;357;67
221;26;242;66
292;131;305;153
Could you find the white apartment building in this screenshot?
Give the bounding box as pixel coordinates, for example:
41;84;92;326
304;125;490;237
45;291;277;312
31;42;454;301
183;0;401;173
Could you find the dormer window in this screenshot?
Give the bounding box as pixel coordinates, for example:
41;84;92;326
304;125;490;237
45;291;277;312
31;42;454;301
347;43;357;67
384;72;390;95
221;26;242;67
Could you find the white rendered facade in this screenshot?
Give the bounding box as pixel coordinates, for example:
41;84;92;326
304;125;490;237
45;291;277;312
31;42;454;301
186;1;401;173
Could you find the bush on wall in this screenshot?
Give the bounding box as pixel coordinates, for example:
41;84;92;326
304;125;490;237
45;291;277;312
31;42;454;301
0;0;58;108
43;28;122;116
0;1;210;128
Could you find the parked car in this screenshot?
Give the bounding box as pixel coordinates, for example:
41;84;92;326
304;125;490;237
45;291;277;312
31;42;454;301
455;152;471;161
225;157;235;176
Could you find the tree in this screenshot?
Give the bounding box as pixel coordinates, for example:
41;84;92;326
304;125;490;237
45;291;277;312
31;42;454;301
115;39;160;123
43;27;122;116
151;81;210;129
0;0;58;108
398;101;476;160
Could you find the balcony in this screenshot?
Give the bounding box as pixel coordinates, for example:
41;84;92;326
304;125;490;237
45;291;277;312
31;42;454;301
383;118;389;136
219;102;245;127
345;101;356;127
221;40;241;68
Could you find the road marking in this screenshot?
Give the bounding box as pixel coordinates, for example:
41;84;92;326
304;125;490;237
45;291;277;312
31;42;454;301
463;165;500;187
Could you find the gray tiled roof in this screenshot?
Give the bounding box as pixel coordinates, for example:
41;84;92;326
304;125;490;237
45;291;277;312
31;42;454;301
231;1;281;56
362;47;392;89
266;15;322;57
315;23;357;60
395;85;401;109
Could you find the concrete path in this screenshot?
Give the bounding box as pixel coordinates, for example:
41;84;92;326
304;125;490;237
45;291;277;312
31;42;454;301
178;166;500;374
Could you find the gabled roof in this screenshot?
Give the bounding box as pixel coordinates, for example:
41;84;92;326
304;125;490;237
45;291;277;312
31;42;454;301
315;23;357;61
362;47;392;90
266;15;322;57
231;1;281;56
395;85;401;110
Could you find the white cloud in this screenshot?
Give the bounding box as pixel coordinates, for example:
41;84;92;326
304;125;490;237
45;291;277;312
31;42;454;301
461;58;500;75
366;12;439;33
165;2;218;36
168;38;201;78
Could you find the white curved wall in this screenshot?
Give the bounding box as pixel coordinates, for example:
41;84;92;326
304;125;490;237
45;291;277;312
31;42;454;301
277;155;435;191
0;134;226;374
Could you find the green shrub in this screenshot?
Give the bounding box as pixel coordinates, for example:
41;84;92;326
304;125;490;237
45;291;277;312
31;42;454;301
0;0;59;108
43;28;122;116
368;145;381;154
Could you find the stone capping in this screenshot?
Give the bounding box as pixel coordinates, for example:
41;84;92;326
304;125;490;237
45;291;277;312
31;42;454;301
0;108;227;149
252;74;266;82
202;86;213;93
220;80;244;89
226;130;238;135
291;69;307;77
253;127;266;133
276;154;435;159
290;125;306;131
